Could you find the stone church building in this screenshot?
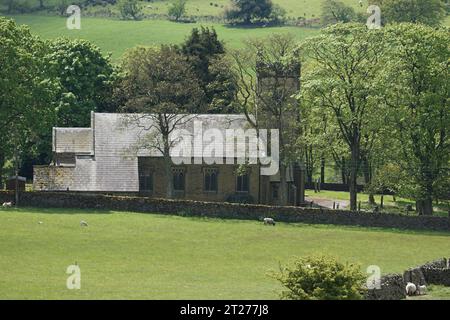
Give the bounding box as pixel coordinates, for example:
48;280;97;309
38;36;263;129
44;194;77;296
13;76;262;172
34;112;305;206
33;57;305;206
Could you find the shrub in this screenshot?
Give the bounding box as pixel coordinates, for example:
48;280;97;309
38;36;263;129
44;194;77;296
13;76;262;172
117;0;142;20
267;4;286;25
224;0;273;25
321;0;356;26
273;255;366;300
168;0;187;21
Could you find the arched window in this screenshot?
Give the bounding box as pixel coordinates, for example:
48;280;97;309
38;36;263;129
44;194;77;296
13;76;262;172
172;168;185;192
236;174;249;193
204;168;218;192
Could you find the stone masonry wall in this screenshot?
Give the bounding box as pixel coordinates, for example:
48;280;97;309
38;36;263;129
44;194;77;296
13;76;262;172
0;191;449;232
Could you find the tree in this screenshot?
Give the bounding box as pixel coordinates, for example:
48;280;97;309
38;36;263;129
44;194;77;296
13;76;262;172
168;0;187;22
0;17;57;204
117;0;141;20
380;24;450;215
371;0;446;26
225;0;274;24
366;163;404;207
180;27;238;113
46;38;116;127
299;24;386;211
118;45;205;198
231;34;301;205
321;0;357;26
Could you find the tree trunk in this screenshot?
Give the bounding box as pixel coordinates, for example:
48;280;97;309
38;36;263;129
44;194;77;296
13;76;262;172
416;178;434;215
349;146;359;211
362;156;375;205
163;136;173;199
279;164;288;206
368;194;376;205
341;157;347;185
39;0;44;9
14;146;19;207
0;152;4;190
320;156;325;184
7;0;13;13
305;146;314;185
416;197;433;216
306;170;313;185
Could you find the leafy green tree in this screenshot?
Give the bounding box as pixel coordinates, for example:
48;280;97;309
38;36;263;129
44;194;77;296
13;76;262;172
321;0;357;26
180;27;238;113
299;24;386;211
181;27;225;80
225;0;274;24
380;24;450;215
268;4;287;25
371;0;446;26
118;45;205;198
117;0;141;20
366;163;404;207
46;38;116;127
205;57;240;114
0;17;57;202
168;0;187;21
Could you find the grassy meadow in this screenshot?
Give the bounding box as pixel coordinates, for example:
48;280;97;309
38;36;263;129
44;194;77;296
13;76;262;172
0;207;449;299
103;0;367;18
3;0;368;18
3;0;449;60
7;15;319;60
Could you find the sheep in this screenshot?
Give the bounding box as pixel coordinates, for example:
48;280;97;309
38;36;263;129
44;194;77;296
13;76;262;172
2;202;13;207
417;285;427;296
80;220;88;227
263;218;276;226
405;282;417;296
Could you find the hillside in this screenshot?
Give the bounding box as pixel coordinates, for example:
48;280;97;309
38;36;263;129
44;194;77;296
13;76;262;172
8;14;319;60
1;0;368;19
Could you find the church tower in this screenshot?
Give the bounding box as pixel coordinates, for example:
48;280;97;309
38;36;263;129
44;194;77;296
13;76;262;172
255;49;305;205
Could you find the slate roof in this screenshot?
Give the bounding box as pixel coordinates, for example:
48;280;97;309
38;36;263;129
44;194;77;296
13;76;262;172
53;113;257;158
53;128;93;154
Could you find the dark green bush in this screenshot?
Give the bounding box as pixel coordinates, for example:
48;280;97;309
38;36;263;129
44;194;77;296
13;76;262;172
273;255;366;300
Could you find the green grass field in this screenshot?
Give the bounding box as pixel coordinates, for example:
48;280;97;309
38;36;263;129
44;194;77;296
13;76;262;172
2;0;367;19
0;207;449;299
5;15;318;60
118;0;367;18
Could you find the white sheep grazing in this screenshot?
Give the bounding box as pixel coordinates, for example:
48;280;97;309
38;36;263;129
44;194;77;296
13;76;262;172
80;220;88;227
263;218;276;226
417;285;427;296
405;282;417;296
2;202;12;207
